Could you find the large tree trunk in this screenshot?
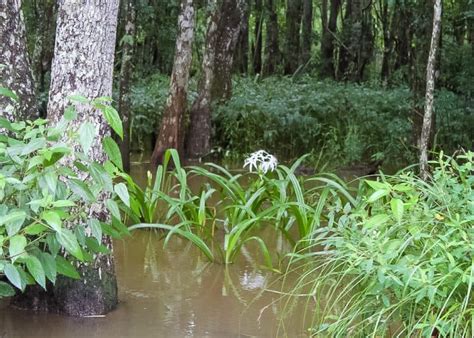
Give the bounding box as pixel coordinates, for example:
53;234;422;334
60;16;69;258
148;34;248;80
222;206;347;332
284;0;303;74
263;0;280;76
253;0;263;74
0;0;37;122
185;0;219;159
151;0;195;166
186;0;245;159
118;0;136;173
379;0;394;82
320;0;340;78
419;0;442;180
210;0;246;102
301;0;313;65
235;0;250;74
45;0;120;316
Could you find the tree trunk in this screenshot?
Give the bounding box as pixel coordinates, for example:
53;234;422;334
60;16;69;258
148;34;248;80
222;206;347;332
151;0;195;166
118;0;136;173
419;0;442;180
379;0;394;82
301;0;313;65
320;0;340;78
235;0;250;74
263;0;280;76
46;0;120;316
185;0;219;159
284;0;303;74
0;0;37;122
210;0;246;102
253;0;263;74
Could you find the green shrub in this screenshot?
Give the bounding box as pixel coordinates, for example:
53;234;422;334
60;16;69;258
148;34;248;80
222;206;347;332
0;95;127;298
282;151;474;336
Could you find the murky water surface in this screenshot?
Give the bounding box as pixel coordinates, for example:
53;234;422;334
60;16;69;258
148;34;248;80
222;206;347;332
0;160;310;338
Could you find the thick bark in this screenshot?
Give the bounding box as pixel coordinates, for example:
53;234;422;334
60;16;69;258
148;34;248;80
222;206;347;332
210;0;245;102
235;0;250;74
263;0;280;76
301;0;313;65
0;0;37;122
46;0;120;316
419;0;442;180
253;0;263;74
151;0;195;166
185;0;219;159
320;0;340;78
284;0;303;74
118;0;136;173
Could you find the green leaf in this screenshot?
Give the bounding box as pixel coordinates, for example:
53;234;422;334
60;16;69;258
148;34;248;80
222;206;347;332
56;229;84;261
25;256;46;289
102;136;123;170
390;198;404;223
0;211;26;237
41;211;62;232
106;199;121;220
24;223;48;235
21;138;46;156
55;256;80;279
9;235;27;261
51;200;76;208
114;183;130;207
0;87;19;101
102;106;123;139
68;94;89;104
69;179;95;202
367;189;390;203
78;122;96;155
37;252;56;284
42;170;57;195
364;214;390;229
0;281;16;297
64;106;77;121
89;218;102;243
89;162;113;192
4;264;24;290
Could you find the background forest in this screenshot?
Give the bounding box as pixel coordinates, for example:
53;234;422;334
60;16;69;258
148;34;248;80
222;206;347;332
19;0;474;170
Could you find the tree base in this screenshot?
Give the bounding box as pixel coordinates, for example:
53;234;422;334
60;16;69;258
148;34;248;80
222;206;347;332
10;265;117;317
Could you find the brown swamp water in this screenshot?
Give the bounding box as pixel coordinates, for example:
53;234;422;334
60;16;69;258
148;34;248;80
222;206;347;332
0;160;312;338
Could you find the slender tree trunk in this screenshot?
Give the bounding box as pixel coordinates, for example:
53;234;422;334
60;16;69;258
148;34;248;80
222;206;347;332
185;0;219;159
236;0;250;74
118;0;136;173
320;0;340;78
151;0;195;166
419;0;442;180
0;0;37;122
210;0;246;102
253;0;263;74
380;0;394;82
284;0;303;74
46;0;120;316
301;0;313;65
263;0;280;76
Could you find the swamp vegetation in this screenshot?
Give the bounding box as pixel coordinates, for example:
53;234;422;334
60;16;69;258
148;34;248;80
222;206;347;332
0;0;473;337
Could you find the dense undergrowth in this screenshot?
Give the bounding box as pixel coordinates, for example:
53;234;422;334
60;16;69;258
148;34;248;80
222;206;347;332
130;75;473;166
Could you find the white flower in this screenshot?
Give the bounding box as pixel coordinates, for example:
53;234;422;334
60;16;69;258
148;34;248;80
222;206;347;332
243;150;278;174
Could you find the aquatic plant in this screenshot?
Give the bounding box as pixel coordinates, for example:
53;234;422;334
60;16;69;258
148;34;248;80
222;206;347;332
281;151;474;337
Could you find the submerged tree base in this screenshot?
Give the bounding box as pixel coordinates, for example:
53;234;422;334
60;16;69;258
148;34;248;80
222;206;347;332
11;265;117;317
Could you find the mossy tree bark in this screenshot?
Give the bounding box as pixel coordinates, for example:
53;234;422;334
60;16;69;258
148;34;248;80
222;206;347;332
151;0;195;166
0;0;37;122
42;0;119;316
419;0;442;180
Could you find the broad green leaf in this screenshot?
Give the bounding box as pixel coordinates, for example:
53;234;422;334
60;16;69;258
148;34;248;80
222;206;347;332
64;106;77;121
4;264;24;290
55;256;80;279
38;252;57;283
103;106;123;139
114;183;130;207
364;214;390;229
51;200;76;208
9;235;27;262
56;229;83;261
25;256;46;289
78;122;96;155
390;198;404;222
106;199;121;220
90;162;113;192
24;223;48;235
69;179;95;202
68;94;89;103
0;211;26;237
0;87;19;101
102;136;123;170
0;281;15;297
89;218;102;243
366;180;390;190
21;138;46;156
367;189;390;203
42;170;57;195
41;211;62;232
